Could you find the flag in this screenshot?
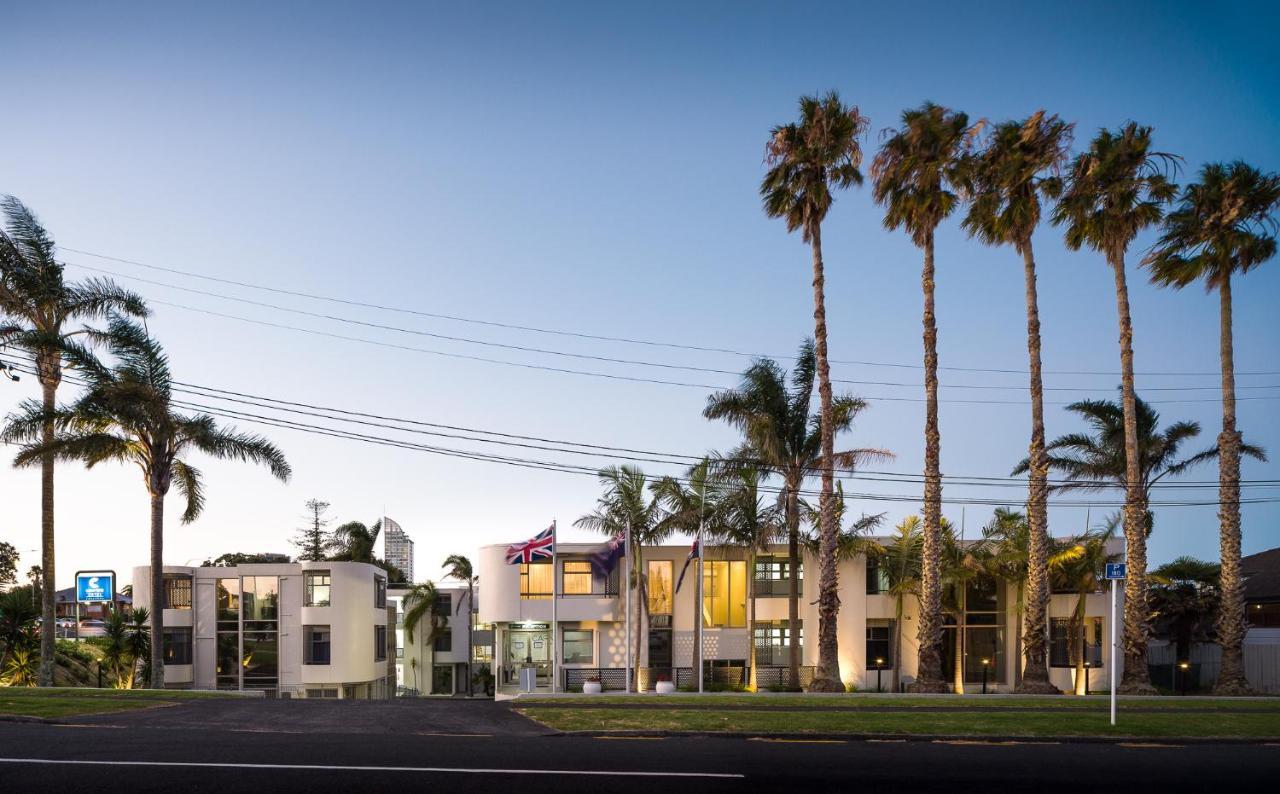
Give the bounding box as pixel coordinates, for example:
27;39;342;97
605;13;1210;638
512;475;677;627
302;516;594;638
675;538;700;593
589;532;625;576
506;525;555;565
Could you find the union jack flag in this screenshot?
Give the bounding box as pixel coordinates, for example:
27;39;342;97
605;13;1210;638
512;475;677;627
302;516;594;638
506;525;555;565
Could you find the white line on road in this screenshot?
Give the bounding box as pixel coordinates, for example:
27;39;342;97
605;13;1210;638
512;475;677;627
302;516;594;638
0;758;744;779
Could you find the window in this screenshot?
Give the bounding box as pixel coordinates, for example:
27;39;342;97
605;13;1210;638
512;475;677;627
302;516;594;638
648;560;673;615
866;620;894;668
163;575;192;610
431;664;454;695
162;627;192;665
1049;618;1103;668
752;620;801;666
434;629;452;653
375;625;388;661
754;557;802;597
940;575;1006;684
304;571;331;607
242;631;278;689
1248;602;1280;628
241;576;279;621
374;576;387;609
433;593;452;616
304;625;331;665
216;578;240;625
306;688;338;698
562;629;594;664
520;563;552;599
562;560;593;595
865;555;889;595
702;560;747;628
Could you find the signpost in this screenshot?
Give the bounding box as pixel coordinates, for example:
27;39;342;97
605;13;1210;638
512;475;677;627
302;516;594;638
73;570;116;643
1104;562;1127;726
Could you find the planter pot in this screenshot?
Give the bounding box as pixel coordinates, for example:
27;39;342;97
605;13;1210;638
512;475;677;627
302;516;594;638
655;680;676;694
583;681;603;694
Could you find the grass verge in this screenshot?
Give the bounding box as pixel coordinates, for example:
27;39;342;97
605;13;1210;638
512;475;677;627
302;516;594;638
519;694;1280;711
0;687;235;719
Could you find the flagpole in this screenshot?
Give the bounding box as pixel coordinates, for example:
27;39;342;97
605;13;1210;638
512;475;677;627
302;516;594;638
696;480;706;695
551;520;558;694
624;518;633;694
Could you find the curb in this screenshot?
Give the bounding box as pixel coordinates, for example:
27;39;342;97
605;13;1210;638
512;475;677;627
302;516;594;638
550;729;1280;746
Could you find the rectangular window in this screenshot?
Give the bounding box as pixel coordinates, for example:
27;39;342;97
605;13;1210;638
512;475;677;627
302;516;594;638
562;560;593;595
304;625;331;665
304;571;331;607
374;577;387;609
754;557;802;598
865;555;890;595
162;627;193;665
520;563;553;599
1050;618;1103;668
163;575;192;610
241;576;279;621
647;560;673;615
434;628;453;653
562;629;594;664
375;625;388;661
433;593;452;616
702;560;747;628
242;631;278;689
866;619;894;668
215;632;238;690
752;620;801;667
216;578;240;626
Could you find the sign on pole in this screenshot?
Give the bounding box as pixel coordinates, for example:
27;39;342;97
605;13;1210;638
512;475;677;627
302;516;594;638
1104;562;1127;580
75;571;116;603
1105;561;1126;726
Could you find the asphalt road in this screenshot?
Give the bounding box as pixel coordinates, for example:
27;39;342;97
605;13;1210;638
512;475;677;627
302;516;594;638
0;700;1277;792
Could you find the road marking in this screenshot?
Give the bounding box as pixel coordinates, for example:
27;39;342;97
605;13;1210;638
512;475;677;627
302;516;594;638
1117;743;1177;749
592;736;666;740
415;732;493;738
53;724;125;729
0;758;742;779
749;738;845;744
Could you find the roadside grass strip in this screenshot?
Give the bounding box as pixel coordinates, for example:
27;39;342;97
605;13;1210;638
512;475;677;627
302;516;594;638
518;694;1280;711
0;688;237;719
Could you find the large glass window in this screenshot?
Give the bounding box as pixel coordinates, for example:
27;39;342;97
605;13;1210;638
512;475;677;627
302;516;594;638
215;632;239;690
754;557;802;597
375;625;388;661
241;576;278;621
162;627;193;665
216;578;240;625
434;628;452;653
304;571;331;607
647;560;673;615
1049;618;1103;668
562;561;593;595
520;563;552;599
562;629;594;664
866;619;894;668
752;620;801;666
941;575;1006;684
242;631;278;689
703;560;747;628
374;576;387;609
163;575;192;610
865;555;890;595
304;625;331;665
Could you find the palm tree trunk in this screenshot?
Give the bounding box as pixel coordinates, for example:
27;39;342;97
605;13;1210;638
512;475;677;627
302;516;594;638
953;590;966;694
893;593;904;692
1073;594;1087;696
786;480;801;689
633;544;645;692
808;223;843;692
149;491;165;689
1017;241;1058;693
1113;251;1156;694
913;233;948;694
466;581;474;696
37;371;57;688
1213;274;1251;695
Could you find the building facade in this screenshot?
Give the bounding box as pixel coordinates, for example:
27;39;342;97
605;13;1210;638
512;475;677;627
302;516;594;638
382;518;415;584
132;561;395;698
478;538;1123;694
388;582;490;695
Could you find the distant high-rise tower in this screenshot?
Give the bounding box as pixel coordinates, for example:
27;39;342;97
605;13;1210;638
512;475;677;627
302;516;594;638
382;517;414;583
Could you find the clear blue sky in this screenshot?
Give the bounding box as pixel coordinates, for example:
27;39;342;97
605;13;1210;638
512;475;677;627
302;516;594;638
2;1;1277;588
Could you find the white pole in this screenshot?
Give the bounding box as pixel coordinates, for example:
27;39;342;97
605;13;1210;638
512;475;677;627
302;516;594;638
551;520;558;694
624;520;632;693
1110;577;1117;726
696;477;706;694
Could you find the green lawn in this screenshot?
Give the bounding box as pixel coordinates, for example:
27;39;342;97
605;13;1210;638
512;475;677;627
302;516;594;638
0;687;236;719
517;705;1280;738
519;694;1280;711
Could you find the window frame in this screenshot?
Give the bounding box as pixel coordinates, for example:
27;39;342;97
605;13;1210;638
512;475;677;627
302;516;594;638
162;627;193;665
865;619;894;668
433;628;453;653
374;576;387;610
519;562;553;599
562;629;594;664
561;560;593;595
304;625;332;665
163;575;193;610
754;556;803;598
647;560;673;616
702;559;747;628
374;624;388;662
304;571;331;608
1049;617;1103;668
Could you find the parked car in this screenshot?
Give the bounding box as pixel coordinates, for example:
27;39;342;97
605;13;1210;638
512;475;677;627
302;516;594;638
78;619;107;637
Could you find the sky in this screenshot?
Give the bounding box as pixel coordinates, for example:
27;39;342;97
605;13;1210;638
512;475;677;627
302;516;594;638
1;1;1278;590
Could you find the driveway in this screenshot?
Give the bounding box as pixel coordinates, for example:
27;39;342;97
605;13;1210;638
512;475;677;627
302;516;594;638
69;697;552;736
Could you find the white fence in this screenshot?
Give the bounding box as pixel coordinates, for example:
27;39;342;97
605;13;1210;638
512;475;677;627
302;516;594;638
1148;639;1280;693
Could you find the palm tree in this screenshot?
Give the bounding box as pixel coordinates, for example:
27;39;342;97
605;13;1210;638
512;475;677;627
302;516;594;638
1051;124;1180;693
1054;517;1120;695
329;519;383;563
1145;161;1280;694
938;522;985;693
574;465;669;693
871;102;978;693
705;341;890;688
101;607;130;687
3;317;290;688
1149;556;1221;669
0;195;147;686
0;587;38;672
127;607;151;688
442;554;476;695
961;111;1073;694
762;93;870;692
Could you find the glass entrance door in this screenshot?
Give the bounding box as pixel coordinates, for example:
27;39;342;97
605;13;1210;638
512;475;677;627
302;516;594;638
505;627;551;687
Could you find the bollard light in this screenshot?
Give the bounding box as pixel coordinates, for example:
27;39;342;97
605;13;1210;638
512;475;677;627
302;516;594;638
981;658;991;695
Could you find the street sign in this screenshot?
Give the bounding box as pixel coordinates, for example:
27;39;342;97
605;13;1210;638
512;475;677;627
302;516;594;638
75;571;115;603
1104;562;1127;580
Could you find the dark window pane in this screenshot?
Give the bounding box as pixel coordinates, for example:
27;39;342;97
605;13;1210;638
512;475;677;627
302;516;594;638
434;629;452;653
304;625;331;665
162;628;192;665
217;578;239;624
242;630;278;685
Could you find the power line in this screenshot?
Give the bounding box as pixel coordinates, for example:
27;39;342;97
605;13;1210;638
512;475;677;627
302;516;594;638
60;246;1280;378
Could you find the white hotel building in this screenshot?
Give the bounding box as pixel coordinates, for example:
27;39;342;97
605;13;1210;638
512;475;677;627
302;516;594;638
132;561;395;698
479;537;1124;693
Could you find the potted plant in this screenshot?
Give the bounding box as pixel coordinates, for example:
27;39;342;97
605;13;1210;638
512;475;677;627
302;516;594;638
583;674;603;695
655;673;676;694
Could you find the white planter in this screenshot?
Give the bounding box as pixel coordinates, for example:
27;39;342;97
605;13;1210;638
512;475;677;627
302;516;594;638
655;680;676;694
583;681;603;694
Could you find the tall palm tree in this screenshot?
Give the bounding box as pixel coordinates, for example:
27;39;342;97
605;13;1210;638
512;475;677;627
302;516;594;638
0;195;147;686
762;93;870;692
574;465;670;692
705;341;890;688
442;554;477;695
871;102;978;693
961;111;1073;693
1145;162;1280;694
873;516;924;692
1054;517;1119;695
1051;124;1179;693
3;317;290;688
